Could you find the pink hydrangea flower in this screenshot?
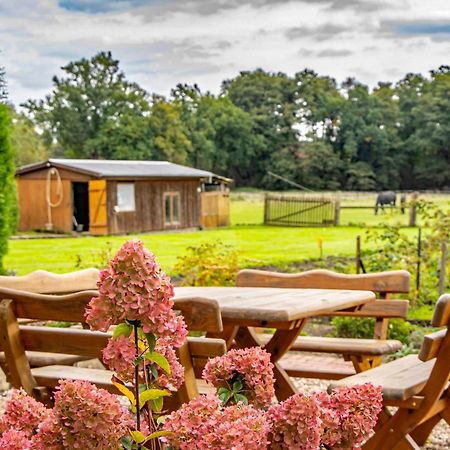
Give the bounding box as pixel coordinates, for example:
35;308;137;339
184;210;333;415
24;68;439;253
85;239;187;347
267;393;321;450
102;335;184;389
102;335;136;382
202;347;275;408
163;394;269;450
0;429;32;450
155;339;185;390
1;389;50;438
33;379;133;449
315;383;383;449
163;394;222;448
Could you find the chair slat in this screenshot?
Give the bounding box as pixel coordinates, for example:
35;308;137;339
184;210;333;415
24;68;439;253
432;294;450;327
236;269;410;294
418;329;447;362
0;269;99;294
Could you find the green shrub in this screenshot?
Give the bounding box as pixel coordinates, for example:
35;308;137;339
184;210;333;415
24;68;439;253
0;104;17;274
331;317;415;345
173;240;239;286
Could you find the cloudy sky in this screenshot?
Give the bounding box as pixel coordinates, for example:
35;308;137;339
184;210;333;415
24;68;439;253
1;0;449;106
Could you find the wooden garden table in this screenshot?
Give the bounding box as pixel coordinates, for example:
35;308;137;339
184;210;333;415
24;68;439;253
174;286;376;401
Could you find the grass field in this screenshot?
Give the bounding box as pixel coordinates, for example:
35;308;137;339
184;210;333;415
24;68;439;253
4;191;449;277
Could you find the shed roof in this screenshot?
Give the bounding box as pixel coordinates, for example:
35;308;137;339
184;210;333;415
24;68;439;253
16;159;231;183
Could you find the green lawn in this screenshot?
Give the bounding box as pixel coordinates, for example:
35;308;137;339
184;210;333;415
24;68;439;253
6;226;370;275
5;191;448;276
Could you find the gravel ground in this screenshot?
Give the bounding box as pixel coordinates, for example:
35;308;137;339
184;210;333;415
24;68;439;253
0;365;447;448
293;377;449;449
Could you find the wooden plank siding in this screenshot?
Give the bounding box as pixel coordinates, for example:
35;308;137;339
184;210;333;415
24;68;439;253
106;179;201;234
17;178;73;232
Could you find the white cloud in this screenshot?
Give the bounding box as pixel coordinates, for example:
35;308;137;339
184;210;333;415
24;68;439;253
0;0;449;106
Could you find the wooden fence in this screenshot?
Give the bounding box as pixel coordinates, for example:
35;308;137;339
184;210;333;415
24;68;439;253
264;194;339;227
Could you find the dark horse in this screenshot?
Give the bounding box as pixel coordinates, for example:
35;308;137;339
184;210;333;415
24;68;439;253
375;191;396;215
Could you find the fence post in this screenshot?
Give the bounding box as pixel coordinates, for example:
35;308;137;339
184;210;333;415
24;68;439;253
334;200;341;226
263;194;269;225
416;227;422;292
409;192;419;227
439;242;447;296
356;235;361;274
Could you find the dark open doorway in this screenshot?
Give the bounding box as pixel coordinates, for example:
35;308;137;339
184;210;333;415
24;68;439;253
72;182;89;232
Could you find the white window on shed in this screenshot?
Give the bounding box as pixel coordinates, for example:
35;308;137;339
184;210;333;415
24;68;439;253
116;183;135;212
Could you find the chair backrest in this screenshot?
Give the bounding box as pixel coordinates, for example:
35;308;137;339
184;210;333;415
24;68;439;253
0;287;223;333
0;288;225;402
418;294;450;362
415;294;450;409
0;269;100;294
236;269;411;340
236;269;410;297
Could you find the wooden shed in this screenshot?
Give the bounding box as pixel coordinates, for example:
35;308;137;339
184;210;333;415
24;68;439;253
16;159;231;235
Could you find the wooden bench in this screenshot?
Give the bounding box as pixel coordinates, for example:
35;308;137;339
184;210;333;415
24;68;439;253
236;269;410;379
0;288;226;408
0;269;100;371
329;294;450;450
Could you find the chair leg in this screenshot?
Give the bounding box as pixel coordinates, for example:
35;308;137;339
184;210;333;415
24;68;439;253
410;414;442;446
363;410;419;450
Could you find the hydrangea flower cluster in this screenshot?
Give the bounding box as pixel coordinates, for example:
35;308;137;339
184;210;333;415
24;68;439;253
34;380;133;449
0;381;133;449
267;393;321;450
85;239;187;347
316;384;383;449
0;429;33;450
202;347;275;407
163;394;269;450
1;389;50;438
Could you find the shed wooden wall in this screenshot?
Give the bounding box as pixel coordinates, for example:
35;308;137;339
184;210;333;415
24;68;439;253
200;192;230;228
17;168;90;233
106;179;200;234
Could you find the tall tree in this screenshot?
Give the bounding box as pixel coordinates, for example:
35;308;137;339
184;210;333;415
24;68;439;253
0;69;17;272
222;70;298;187
11;111;49;167
23;51;151;159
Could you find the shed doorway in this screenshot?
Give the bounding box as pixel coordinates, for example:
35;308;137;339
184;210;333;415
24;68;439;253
72;182;90;231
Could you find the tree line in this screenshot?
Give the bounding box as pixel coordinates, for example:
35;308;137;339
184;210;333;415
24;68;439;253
9;52;450;190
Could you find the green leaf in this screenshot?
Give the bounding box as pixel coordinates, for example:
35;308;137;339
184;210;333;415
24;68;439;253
113;322;133;339
234;393;248;405
156;415;167;425
218;390;232;405
134;355;144;366
145;351;171;375
145;332;156;352
129;430;146;444
139;388;171;407
232;378;243;392
150;364;159;380
143;430;172;442
121;435;133;450
112;380;135;407
152;395;164;413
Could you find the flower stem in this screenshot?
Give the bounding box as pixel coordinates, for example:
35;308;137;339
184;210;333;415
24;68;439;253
134;323;141;433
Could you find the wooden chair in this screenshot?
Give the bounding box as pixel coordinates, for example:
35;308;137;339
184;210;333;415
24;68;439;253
329;293;450;450
236;269;410;379
0;268;100;294
0;269;100;372
0;288;225;408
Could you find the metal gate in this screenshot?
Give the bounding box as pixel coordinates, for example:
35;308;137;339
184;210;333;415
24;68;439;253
264;194;339;226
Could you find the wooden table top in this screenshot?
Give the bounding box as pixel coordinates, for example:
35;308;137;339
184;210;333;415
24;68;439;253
174;287;375;323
